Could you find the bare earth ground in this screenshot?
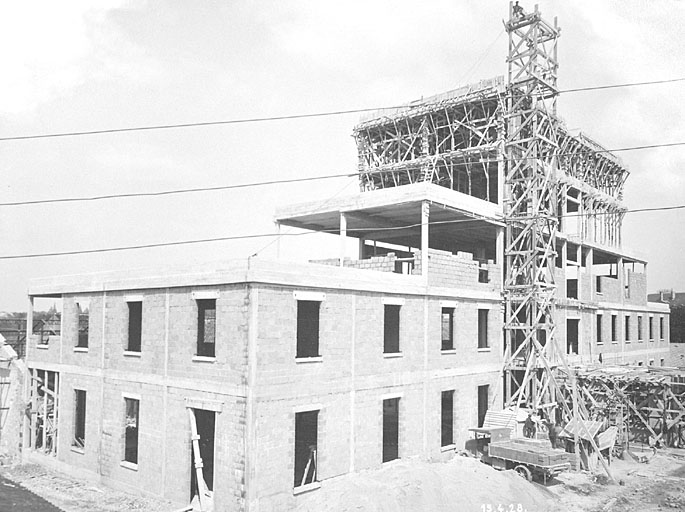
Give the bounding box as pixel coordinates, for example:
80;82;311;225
0;450;683;512
0;464;178;512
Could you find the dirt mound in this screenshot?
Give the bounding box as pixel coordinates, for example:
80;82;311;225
297;456;554;512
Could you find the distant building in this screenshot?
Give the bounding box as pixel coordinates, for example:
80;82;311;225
648;290;685;344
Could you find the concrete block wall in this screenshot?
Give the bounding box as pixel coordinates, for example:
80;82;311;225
579;269;592;302
27;283;250;510
310;253;402;274
28;272;502;511
250;284;502;511
595;275;622;303
578;307;670;366
429;299;503;370
105;290;166;376
624;271;647;307
424;249;500;291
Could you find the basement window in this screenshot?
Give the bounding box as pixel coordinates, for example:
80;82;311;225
196;299;216;358
478;309;489;349
637;316;643;342
72;389;86;449
294;410;318;488
384;305;401;354
297;301;321;358
127;301;142;353
441;308;454;351
76;302;89;348
596;314;603;344
441;390;454;447
611;315;617;342
382;398;400;462
123;398;139;465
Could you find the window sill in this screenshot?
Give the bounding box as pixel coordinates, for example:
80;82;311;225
383;352;403;359
295;356;323;364
293;481;321;495
70;447;85;454
440;444;456;453
477;347;491;352
124;351;142;357
441;349;457;355
120;461;138;471
36;344;49;350
611;341;618;345
192;356;216;363
74;347;89;353
596;342;604;346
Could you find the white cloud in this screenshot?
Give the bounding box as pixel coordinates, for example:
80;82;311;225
0;0;132;113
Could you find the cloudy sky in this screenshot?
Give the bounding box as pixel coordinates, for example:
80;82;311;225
1;0;684;312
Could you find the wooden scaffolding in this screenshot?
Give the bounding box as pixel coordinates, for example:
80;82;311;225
502;2;563;410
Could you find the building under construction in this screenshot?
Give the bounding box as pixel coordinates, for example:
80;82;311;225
22;3;677;511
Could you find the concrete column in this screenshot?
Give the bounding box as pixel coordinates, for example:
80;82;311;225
497;149;505;207
496;227;505;292
275;222;281;259
617;257;624;304
358;238;365;260
421;202;429;280
586;248;594;300
339;212;347;268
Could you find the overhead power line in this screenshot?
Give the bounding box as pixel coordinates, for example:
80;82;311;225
2;139;684;208
0;77;683;142
1;203;682;261
559;77;685;94
0;172;356;207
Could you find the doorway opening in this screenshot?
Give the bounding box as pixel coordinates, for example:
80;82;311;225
189;408;216;510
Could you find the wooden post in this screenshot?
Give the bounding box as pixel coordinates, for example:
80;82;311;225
421;201;429;281
188;408;207;511
339;213;347;268
572;369;580;472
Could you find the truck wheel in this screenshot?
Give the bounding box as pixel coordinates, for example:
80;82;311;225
514;465;532;482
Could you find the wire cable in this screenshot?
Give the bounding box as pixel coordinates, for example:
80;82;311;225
0;78;682;142
1;139;684;208
1;203;682;261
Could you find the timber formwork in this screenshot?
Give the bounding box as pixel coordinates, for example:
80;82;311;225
561;367;685;450
354;77;505;202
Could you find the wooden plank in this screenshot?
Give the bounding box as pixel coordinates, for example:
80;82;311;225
188;408;207;512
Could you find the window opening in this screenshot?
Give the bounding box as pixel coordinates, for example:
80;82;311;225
441;308;454;350
294;410;318;487
382;398;400;462
384;305;401;353
196;299;216;357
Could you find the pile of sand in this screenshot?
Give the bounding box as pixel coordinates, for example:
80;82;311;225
297;455;555;512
